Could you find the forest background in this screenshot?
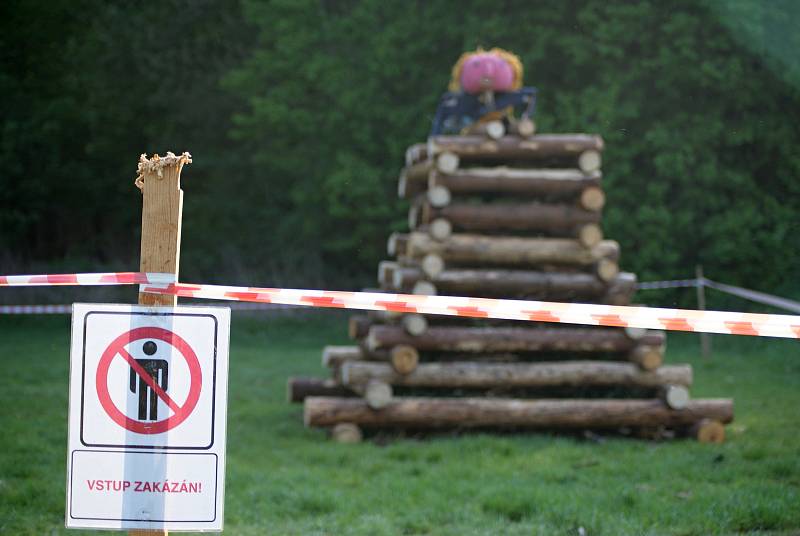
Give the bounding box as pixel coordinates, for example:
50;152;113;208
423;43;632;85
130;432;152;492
2;0;798;305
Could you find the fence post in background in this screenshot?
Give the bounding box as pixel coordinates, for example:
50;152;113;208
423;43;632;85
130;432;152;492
695;265;711;359
131;152;190;536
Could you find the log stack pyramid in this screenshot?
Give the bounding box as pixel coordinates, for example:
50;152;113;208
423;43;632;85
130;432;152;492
291;125;733;444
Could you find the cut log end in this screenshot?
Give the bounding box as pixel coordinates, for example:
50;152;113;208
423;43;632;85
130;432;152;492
429;218;453;241
691;419;726;443
579;150;602;173
596;259;620;282
421;253;445;278
577;223;603;248
427;185;452;207
331;423;363;444
436;151;460;174
365;380;393;410
412;280;437;296
629;344;664;371
402;314;428;337
390;344;420;375
624;326;650;340
663;385;691;410
580;186;606;212
512;118;536;137
486;120;505;140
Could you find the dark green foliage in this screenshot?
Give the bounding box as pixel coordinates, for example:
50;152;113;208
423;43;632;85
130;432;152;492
1;0;798;299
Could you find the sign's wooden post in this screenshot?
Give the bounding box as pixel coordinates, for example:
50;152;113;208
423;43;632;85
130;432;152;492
131;151;190;536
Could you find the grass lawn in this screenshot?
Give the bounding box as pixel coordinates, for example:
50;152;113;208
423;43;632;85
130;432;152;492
0;312;798;535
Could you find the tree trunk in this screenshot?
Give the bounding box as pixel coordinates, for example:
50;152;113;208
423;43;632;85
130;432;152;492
322;345;364;368
365;325;665;354
405;232;619;267
287;377;355;403
341;361;691;389
428;134;604;160
429;167;601;198
304;397;734;429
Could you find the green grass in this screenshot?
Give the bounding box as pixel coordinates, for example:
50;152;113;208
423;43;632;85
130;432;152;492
0;313;798;535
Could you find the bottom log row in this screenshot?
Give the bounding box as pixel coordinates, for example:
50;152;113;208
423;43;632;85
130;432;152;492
289;378;733;444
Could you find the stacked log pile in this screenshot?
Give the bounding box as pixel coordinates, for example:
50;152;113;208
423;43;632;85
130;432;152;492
289;132;733;444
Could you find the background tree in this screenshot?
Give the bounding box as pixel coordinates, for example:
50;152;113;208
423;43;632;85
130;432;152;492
1;0;798;304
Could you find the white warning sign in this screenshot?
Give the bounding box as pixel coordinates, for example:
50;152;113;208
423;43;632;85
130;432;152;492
66;303;230;531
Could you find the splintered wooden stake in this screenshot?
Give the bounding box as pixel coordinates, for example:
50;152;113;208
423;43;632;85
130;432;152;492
132;152;190;535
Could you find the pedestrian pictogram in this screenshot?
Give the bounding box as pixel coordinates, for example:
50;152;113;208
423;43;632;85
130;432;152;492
66;303;230;531
95;326;202;435
129;339;169;421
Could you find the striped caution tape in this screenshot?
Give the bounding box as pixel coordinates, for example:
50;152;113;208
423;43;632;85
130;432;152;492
2;272;799;339
0;272;175;286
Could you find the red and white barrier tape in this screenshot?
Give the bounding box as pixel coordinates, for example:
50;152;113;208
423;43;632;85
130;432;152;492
0;272;174;286
2;272;799;339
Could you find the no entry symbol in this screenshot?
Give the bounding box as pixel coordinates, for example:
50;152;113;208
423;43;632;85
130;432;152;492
95;327;202;434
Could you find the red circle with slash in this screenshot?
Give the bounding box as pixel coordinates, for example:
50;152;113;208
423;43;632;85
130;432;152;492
96;327;202;434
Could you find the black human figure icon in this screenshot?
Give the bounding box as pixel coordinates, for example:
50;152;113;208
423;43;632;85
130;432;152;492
129;340;169;421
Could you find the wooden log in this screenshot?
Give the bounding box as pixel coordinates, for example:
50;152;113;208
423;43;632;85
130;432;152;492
662;385;690;410
508;117;535;137
624;326;649;340
436;151;460;173
602;273;638;305
628;344;664;371
421;253;445;278
366;325;665;354
377;261;397;290
405;142;428;166
580;186;606;211
331;423;363;443
391;266;629;299
578;150;602;173
390;344;419;374
341;361;692;389
304;397;734;429
577;223;603;248
427;185;452;207
412;280;437;295
463;119;506;139
405;232;619;268
689;419;726;443
420;201;602;235
401;314;428;336
428;134;604;161
596;258;619;282
348;315;373;340
430;167;601;198
322;345;364;369
428;218;452;241
398;161;433;199
387;232;408;257
406;160;433;184
287;377;355;403
363;380;392;410
420;200;602;229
